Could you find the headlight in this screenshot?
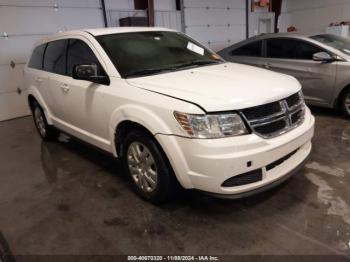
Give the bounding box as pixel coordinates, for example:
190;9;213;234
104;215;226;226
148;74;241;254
174;111;248;138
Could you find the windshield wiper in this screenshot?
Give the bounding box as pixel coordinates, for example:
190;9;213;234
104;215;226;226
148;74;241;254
125;68;172;78
172;59;222;70
125;60;222;78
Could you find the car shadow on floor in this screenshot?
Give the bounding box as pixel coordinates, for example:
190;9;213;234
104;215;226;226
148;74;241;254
38;129;310;215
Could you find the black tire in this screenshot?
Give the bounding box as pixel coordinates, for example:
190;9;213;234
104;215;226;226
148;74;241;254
341;88;350;119
121;129;180;203
31;101;60;141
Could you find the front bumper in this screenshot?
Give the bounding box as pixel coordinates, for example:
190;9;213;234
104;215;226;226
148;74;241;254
199;150;310;199
155;107;315;196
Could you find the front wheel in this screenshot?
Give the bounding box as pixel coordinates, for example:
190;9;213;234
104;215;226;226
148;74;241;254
341;88;350;119
32;102;60;141
122;130;179;203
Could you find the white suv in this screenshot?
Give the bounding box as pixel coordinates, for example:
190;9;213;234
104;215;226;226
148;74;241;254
24;27;315;203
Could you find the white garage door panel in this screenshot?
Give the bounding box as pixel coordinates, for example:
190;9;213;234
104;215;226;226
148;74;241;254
186;26;245;49
57;0;101;8
0;65;25;94
0;0;100;8
0;35;43;65
185;8;245;25
184;0;246;52
56;8;103;29
0;91;30;122
0;7;103;35
0;0;54;6
0;1;104;121
185;0;245;9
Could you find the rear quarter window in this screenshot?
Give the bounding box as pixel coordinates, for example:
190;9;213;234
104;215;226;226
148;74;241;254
43;39;68;75
28;44;46;69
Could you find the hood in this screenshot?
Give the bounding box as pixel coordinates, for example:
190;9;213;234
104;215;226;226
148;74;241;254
127;62;301;112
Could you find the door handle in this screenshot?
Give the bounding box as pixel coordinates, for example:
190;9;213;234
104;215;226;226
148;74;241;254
61;83;70;93
262;63;271;69
36;77;43;83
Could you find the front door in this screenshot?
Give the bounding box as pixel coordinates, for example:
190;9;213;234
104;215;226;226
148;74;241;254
60;38;110;149
44;39;68;121
263;38;337;106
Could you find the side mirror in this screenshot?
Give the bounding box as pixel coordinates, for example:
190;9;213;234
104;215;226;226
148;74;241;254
72;64;109;85
312;52;334;63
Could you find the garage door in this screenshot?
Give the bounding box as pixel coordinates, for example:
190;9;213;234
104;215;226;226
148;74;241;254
0;0;104;121
184;0;247;52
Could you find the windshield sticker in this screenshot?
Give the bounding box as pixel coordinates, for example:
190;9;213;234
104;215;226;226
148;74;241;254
187;42;205;56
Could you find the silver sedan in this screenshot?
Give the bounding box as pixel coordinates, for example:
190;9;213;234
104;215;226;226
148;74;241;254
219;33;350;118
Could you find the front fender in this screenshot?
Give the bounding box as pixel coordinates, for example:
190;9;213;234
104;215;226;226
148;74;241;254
108;103;194;188
109;104;174;156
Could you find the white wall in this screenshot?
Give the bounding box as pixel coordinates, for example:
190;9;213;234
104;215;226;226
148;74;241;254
184;0;247;52
280;0;350;33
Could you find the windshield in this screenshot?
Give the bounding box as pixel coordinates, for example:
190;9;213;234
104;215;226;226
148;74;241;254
310;34;350;55
96;31;223;78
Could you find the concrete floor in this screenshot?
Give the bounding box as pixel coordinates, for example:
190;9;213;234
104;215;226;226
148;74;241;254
0;108;350;257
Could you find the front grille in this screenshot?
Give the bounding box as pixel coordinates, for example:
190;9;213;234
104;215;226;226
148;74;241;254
286;93;301;108
243;102;282;120
291;109;304;125
222;169;263;187
255;119;287;135
241;92;305;138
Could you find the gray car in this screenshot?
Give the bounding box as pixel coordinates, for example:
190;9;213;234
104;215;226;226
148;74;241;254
218;33;350;118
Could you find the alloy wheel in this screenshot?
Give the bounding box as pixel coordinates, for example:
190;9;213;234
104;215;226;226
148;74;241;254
127;142;158;193
345;93;350;115
34;107;46;137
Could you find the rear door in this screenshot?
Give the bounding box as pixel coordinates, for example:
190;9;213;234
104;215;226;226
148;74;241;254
26;44;49;107
263;38;337;106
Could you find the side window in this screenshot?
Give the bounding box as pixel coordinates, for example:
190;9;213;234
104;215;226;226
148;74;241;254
67;39;105;76
230;41;262;57
43;40;67;75
28;44;46;69
266;38;323;60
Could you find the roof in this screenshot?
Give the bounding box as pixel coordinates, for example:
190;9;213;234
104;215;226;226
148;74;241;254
32;27;177;48
248;32;329;41
218;32;350;60
85;27;175;36
249;32;312;40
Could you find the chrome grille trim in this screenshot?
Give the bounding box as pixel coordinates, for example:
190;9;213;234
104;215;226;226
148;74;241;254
241;92;305;139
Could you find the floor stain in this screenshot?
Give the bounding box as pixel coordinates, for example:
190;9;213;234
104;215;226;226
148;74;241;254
305;172;350;227
306;161;345;177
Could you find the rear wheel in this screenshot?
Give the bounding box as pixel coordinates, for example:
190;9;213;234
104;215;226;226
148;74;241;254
341;88;350;119
122;129;179;203
31;102;59;141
